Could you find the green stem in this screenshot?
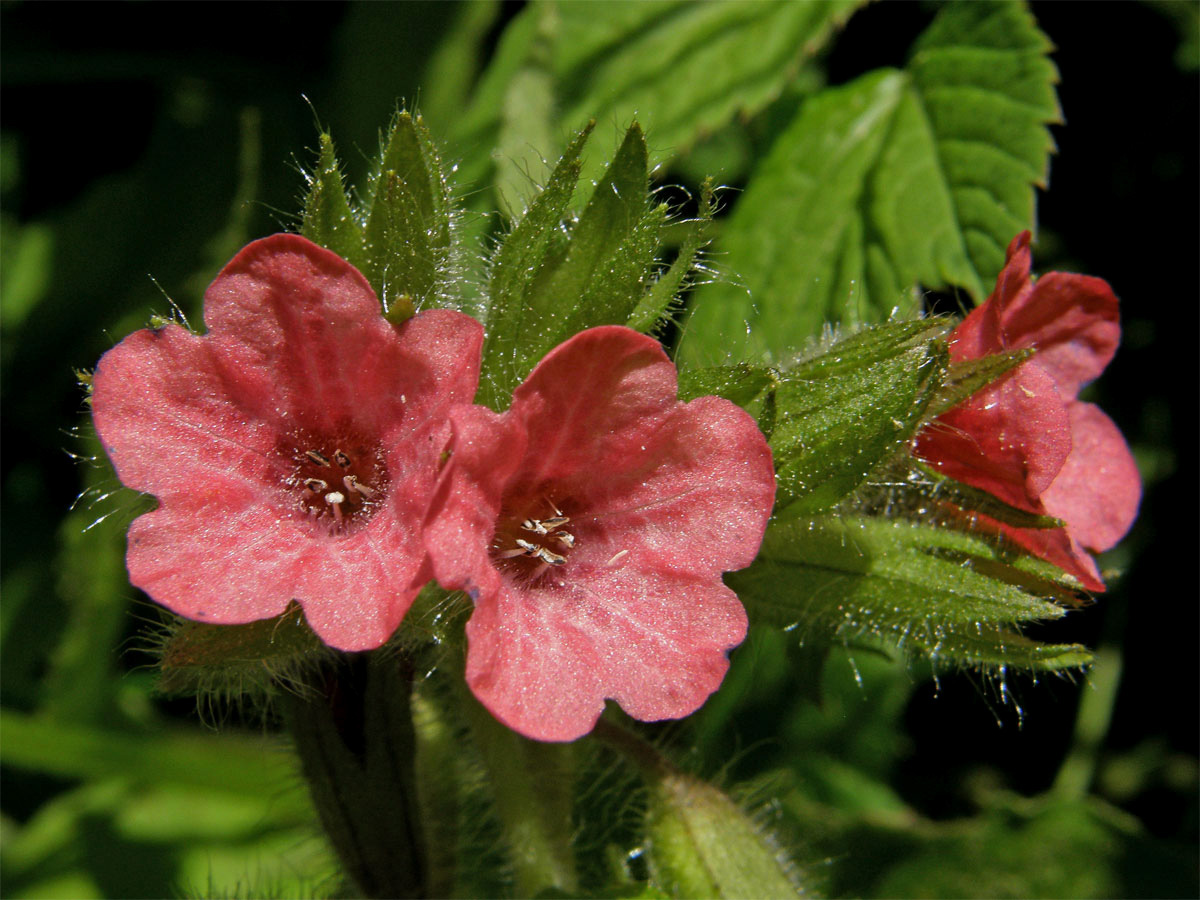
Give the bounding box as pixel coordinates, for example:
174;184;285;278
462;692;579;897
284;652;427;898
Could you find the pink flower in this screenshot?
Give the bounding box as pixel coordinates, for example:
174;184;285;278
914;231;1140;590
422;327;775;741
91;234;483;650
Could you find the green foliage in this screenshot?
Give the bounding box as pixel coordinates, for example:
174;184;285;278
771;321;947;516
682;0;1059;362
5;3;1184;899
452;0;864;205
477;122;712;409
302;110;460;319
732;514;1092;673
645;770;807;899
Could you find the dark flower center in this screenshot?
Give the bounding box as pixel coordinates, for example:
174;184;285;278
283;431;388;533
491;497;577;580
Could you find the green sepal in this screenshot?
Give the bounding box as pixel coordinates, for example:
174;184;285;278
539;122;659;338
156;603;333;697
301;131;368;273
364;111;458;320
731;514;1092;673
479;122;592;408
923;345;1033;418
770;320;948;516
912;459;1066;530
626;177;716;334
301;112;460;321
480;122;681;409
645;769;806;899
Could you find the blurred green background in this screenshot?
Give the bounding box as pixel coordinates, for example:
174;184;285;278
2;2;1196;897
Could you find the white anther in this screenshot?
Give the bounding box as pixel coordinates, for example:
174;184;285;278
334;450;352;468
325;491;346;525
554;531;575;549
606;550;630;567
306;449;331;467
522;518;549;534
535;546;566;566
305;478;328;493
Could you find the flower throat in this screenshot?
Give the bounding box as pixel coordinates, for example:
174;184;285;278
492;499;577;579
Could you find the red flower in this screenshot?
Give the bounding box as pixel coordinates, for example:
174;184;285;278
422;327;775;741
91;234;483;650
914;231;1140;590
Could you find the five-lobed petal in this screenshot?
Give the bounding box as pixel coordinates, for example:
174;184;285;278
91;234;483;650
422;326;776;741
914;231;1140;590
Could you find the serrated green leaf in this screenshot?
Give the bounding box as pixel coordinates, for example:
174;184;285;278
556;0;863;181
909;1;1060;282
301;131;367;272
363;111;457;318
731;515;1091;672
454;1;863;202
684;1;1058;361
771;320;947;516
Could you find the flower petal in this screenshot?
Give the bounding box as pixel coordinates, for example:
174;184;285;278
1041;402;1141;553
464;568;747;742
994;518;1106;593
92;234;484;650
993;271;1120;397
948;231;1035;361
914;361;1072;508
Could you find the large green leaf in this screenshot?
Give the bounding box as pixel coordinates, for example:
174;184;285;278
452;0;863;200
731;514;1092;673
683;1;1058;362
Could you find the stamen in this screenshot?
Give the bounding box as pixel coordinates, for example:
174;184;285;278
522;518;549;534
541;516;570;530
305;478;328;493
553;531;575;549
334;450;352;468
325;491;346;525
606;549;630;567
536;547;566;566
306;449;331;467
343;474;377;499
515;538;540;556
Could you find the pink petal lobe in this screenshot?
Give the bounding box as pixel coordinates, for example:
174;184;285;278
993;272;1120;397
423;404;528;596
508;326;680;487
949;231;1034;361
1040;402;1141;553
914;362;1072;508
464;567;747;743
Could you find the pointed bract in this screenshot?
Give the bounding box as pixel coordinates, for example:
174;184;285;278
92;234;483;650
